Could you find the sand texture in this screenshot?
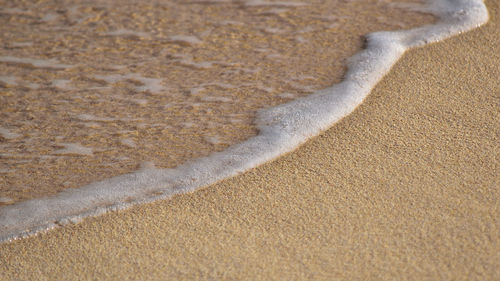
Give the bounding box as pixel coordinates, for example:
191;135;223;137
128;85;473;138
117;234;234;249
0;0;499;280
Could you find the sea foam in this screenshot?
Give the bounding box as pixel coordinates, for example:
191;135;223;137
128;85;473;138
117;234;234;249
0;0;489;242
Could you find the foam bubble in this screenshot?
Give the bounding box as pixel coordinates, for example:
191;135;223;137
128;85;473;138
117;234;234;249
0;76;18;86
278;92;296;99
201;96;232;102
41;13;58;22
0;197;14;204
0;56;73;69
258;8;289;15
132;99;148;106
11;42;33;47
169;35;202;46
76;114;116;122
52;79;74;90
94;74;166;94
243;0;306;8
105;29;150;38
127;74;165;93
53;143;93;156
120;138;137;148
0;76;39;89
0;127;21;140
204;136;222;145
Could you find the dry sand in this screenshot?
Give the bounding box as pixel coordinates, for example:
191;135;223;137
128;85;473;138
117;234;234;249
1;0;499;280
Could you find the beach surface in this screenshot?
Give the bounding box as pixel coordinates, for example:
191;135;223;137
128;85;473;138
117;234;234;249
0;0;433;203
1;0;499;280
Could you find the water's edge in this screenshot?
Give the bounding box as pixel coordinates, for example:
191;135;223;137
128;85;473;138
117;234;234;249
0;0;488;243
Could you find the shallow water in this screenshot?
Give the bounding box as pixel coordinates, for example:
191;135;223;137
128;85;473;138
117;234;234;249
0;0;434;203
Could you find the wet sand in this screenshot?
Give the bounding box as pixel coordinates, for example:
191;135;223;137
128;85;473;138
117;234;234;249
1;0;499;280
0;0;433;203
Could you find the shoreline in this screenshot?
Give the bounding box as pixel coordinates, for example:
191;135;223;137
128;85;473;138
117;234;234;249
0;0;498;279
0;0;489;242
0;0;435;204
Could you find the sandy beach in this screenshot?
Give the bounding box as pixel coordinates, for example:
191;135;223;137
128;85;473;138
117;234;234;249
1;0;499;280
0;0;433;203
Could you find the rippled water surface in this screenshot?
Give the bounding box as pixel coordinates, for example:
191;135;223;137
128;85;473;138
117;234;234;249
0;0;434;203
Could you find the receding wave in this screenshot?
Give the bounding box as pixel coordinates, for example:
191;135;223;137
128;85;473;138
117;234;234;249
0;0;489;242
1;0;434;204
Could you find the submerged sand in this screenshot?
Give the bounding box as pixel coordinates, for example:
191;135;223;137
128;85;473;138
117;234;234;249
0;0;499;280
0;0;433;203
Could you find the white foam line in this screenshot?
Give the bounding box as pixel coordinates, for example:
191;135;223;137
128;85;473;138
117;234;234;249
0;0;488;243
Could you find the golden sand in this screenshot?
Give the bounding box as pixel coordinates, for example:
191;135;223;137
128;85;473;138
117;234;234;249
0;1;498;280
0;0;434;203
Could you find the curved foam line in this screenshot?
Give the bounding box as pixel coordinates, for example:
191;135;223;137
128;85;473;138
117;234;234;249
0;0;489;242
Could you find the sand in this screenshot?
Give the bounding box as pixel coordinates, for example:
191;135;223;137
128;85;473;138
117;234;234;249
0;0;433;203
0;0;499;280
